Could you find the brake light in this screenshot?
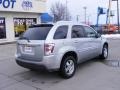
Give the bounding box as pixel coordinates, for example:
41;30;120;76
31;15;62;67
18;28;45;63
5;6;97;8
44;43;55;56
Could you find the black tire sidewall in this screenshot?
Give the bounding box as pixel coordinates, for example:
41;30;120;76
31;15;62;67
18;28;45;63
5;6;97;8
60;56;77;79
102;45;108;59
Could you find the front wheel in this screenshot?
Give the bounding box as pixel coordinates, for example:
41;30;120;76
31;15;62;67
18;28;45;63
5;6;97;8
59;56;77;79
100;44;108;59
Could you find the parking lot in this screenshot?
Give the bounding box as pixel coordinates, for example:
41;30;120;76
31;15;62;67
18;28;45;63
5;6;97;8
0;39;120;90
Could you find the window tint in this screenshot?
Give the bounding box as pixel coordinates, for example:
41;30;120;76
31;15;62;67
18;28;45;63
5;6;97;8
20;25;53;40
84;26;97;38
54;25;68;39
72;25;85;38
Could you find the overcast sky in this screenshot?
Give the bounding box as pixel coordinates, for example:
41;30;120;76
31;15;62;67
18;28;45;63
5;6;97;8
47;0;118;24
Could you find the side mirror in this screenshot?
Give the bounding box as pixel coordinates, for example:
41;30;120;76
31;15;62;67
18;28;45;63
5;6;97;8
95;33;101;38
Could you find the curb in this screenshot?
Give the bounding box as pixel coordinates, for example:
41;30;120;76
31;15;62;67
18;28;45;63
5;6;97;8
0;41;16;45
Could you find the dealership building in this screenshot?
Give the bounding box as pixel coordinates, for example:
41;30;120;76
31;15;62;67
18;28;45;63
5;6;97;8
0;0;46;43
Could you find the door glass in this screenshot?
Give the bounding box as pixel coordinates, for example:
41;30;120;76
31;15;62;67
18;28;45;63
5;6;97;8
72;25;85;38
84;26;97;38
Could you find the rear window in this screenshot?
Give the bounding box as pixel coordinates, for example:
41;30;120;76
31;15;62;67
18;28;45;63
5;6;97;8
20;25;53;40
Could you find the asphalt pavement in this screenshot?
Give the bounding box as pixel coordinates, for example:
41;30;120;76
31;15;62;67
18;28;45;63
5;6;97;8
0;39;120;90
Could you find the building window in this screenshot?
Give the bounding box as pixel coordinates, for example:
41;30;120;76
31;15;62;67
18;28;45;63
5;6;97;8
13;18;37;37
0;17;6;39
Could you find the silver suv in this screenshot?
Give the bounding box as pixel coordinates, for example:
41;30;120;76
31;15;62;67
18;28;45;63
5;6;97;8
15;21;108;78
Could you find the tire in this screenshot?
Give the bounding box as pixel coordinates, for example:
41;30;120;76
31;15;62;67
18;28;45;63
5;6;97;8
100;44;108;59
59;56;77;79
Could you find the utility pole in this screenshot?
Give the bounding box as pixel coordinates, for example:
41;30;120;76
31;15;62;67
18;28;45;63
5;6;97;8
108;0;112;25
112;0;120;32
117;0;120;32
66;0;68;21
83;7;87;24
107;0;112;31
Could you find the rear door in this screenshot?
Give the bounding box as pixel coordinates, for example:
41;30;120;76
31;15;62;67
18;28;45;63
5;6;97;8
52;25;69;55
17;25;53;61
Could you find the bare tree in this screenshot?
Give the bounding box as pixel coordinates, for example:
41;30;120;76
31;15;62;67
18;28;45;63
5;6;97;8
50;2;71;22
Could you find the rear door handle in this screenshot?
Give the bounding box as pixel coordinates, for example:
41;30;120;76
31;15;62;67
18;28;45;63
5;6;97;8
74;40;79;43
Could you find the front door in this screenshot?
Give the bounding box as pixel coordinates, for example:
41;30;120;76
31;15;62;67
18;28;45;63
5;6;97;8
71;25;91;62
83;26;102;58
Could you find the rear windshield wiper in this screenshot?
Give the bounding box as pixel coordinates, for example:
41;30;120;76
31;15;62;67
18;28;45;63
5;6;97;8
19;37;30;42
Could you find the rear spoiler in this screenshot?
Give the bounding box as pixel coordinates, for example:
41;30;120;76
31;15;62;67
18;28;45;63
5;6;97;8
29;24;53;28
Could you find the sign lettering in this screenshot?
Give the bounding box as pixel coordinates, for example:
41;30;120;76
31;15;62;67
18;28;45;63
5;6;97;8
0;0;16;8
22;0;33;11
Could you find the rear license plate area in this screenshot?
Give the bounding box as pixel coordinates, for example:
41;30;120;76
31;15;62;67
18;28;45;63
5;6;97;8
23;45;34;55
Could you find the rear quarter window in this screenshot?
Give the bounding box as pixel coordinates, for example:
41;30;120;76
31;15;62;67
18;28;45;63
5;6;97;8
53;25;68;39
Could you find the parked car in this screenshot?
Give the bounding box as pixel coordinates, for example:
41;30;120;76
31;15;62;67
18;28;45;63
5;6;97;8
15;21;108;79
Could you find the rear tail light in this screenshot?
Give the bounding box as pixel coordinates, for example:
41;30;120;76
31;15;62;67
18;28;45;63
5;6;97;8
44;43;55;56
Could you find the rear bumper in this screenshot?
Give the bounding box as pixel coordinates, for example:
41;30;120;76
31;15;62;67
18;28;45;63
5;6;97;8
16;60;47;71
15;55;60;71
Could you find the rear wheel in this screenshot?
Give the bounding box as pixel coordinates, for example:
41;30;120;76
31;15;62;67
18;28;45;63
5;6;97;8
59;56;77;79
100;44;108;59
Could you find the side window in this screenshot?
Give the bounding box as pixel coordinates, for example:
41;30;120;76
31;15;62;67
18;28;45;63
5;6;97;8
54;25;68;39
72;25;85;38
84;26;97;38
